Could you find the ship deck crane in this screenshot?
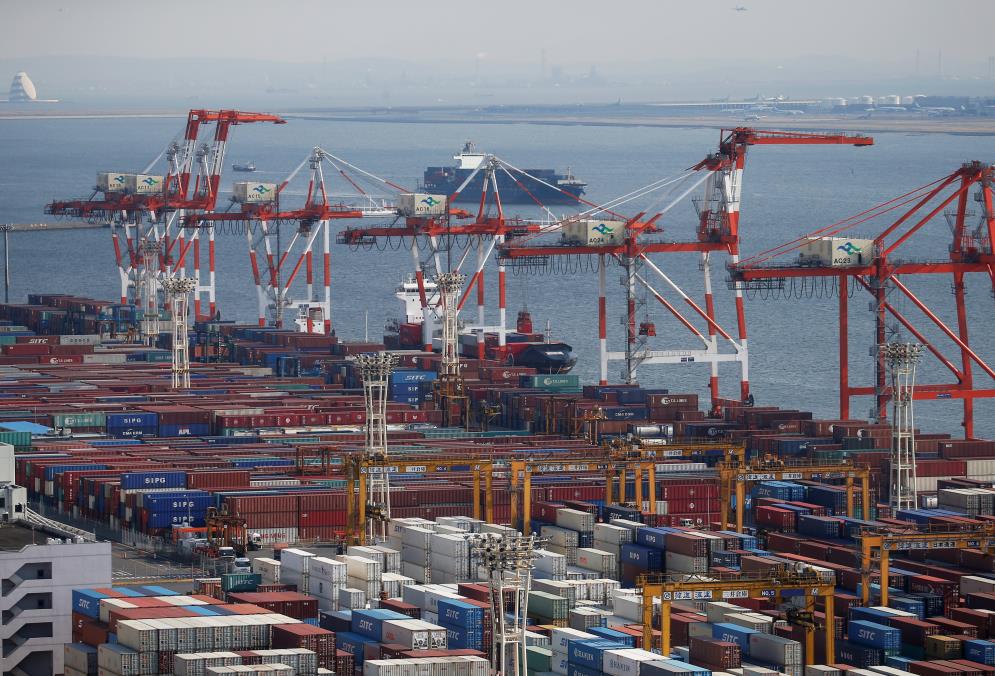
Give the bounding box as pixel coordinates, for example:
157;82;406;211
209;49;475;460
729;160;995;437
637;570;837;664
858;524;995;605
716;458;872;533
498;128;873;409
46;109;285;321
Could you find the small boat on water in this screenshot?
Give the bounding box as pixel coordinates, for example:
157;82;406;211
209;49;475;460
232;162;257;172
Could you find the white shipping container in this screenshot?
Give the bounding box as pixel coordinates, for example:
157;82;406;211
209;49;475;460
479;523;519;536
253;528;298;545
381;572;416;598
612;593;644;622
402;526;436;549
64;644;98;674
594;523;633;545
961;575;995;595
97;643;142;676
431;532;472;558
534;549;568;580
398;193;448;217
124;173;164;195
401;560;429;583
805;667;842;676
60;333;101;345
541;525;580;547
798;237;874;267
116;619;158;652
310;556;347;583
252;557;282;584
233;181;278;204
602;648;661;676
403;543;431;567
550;627;596;652
726;612;773;633
436;516;482;532
533;579;577;607
97;172;128;193
337;554;382;581
339;586;367;610
665;551;708;574
706;601;744;623
280;548;315;572
576;548;617;576
748;633;802;666
370;545;404;573
556;508;595;532
561;219;626;247
382;618;431;649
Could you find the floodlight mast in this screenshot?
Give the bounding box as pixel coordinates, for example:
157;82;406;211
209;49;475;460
881;342;924;511
472;533;543;676
356;352;399;542
162;277;197;389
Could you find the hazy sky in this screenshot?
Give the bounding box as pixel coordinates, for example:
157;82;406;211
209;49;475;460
6;0;994;68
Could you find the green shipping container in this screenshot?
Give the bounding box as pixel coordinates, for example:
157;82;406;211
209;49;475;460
221;572;261;593
528;590;569;620
52;412;106;428
523;374;580;391
526;646;553;672
0;335;16;345
0;431;32;450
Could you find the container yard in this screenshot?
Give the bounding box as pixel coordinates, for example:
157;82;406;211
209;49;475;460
0;95;989;676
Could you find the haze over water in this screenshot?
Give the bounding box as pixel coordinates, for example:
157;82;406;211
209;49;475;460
0;115;991;439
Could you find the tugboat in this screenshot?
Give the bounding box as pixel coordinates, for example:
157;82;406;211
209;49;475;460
384;274;577;373
232;162;257;173
422;142;586;205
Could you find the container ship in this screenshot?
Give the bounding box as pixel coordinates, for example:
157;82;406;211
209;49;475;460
422;142;586;204
384;274;577;374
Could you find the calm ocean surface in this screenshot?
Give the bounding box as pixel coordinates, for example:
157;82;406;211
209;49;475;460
0;115;991;438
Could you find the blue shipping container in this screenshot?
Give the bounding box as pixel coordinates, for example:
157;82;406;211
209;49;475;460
351;608;409;641
620;544;663;569
848;620;901;650
635;527;669;550
568;640;627;670
712;622;758;653
438;598;485;628
588;627;636;647
158;423;211;437
106;412;158;428
335;631;379;665
964;640;995;665
120;471;187;491
72;589;107;619
445;625;483;650
390;370;437;384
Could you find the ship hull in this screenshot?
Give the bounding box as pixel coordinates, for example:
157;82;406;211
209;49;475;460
423;167;585;205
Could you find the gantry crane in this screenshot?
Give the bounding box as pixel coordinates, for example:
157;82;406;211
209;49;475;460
509;442;744;533
637;570;837;664
716;457;873;533
858;524;995;605
46;109;285;320
498;129;873;409
729;160;995;437
343;455;495;545
338;147;576;357
184;146;397;332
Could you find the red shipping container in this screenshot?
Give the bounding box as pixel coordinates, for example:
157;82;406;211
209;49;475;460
271;623;336;669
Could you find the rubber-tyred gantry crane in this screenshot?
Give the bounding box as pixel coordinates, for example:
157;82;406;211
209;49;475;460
729;160;995;437
46;109;285;322
499;128;873;409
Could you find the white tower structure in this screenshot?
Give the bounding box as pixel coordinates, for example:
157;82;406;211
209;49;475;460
881;342;924;511
436;272;466;377
139;240;162;345
472;533;542;676
356;352;399;542
162;277;196;389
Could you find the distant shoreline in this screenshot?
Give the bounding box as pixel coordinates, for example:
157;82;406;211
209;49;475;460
1;108;993;136
5;222;106;232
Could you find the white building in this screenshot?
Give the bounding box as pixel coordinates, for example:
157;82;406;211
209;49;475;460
8;72;37;102
0;445;112;675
